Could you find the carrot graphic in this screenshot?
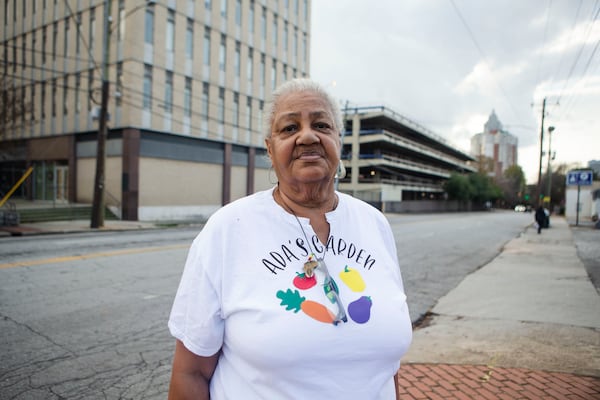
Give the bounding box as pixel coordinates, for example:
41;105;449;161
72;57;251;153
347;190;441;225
276;289;336;324
300;300;335;324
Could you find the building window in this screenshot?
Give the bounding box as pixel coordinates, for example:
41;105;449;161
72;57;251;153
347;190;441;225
246;97;252;130
261;7;266;40
42;26;47;64
249;0;254;33
144;4;154;45
202;82;209;117
166;10;175;52
204;28;211;65
218;87;225;123
235;0;241;25
272;16;277;48
271;61;276;90
259;54;265;86
51;79;57;117
87;68;94;110
53;22;58;61
74;73;80;113
302;33;307;68
233;92;239;126
220;0;227;18
63;76;69;115
116;62;123;106
258;100;264;132
31;33;36;70
235;41;241;77
186;19;194;60
303;0;308;24
165;71;173;113
22;34;26;70
41;82;46;119
219;34;226;71
184;78;192;118
143;65;152;110
118;0;126;43
283;22;288;51
293;27;297;60
205;0;211;10
89;8;95;55
30;85;36;121
64;18;70;57
247;49;253;85
76;13;81;56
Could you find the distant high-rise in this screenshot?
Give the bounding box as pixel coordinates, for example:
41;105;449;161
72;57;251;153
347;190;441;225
470;110;518;177
1;0;311;220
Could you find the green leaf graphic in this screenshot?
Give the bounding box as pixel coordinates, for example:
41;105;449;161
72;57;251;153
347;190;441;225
276;288;305;313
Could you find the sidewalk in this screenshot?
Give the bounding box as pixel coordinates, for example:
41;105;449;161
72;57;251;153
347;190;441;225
0;219;163;236
399;216;600;399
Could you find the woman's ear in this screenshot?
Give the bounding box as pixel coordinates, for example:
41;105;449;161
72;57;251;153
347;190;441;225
265;138;273;159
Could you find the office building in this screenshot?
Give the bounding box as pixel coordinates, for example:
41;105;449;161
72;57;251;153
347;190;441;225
470;110;518;178
1;0;310;220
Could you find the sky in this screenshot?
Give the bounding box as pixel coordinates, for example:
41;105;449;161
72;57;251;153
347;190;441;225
310;0;600;184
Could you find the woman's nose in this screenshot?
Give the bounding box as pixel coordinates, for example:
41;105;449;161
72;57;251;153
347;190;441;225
296;123;319;144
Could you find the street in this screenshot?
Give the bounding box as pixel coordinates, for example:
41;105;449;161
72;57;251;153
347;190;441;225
1;211;534;399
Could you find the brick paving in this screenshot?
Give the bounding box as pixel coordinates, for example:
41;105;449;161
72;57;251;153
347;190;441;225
396;363;600;400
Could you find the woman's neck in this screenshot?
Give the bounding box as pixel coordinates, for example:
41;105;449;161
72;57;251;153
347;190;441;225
275;186;338;246
275;184;337;218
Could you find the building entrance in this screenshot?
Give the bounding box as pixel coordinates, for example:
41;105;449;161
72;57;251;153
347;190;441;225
33;161;69;202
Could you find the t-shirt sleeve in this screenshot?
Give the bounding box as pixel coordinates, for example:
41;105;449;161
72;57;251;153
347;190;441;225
168;226;225;356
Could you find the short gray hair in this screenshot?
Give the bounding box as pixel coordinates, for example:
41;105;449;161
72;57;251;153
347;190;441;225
263;78;344;138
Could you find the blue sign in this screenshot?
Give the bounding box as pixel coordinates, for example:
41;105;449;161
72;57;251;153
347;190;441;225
566;170;593;186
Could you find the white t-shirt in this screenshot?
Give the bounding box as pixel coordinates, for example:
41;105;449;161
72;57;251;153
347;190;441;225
168;188;412;399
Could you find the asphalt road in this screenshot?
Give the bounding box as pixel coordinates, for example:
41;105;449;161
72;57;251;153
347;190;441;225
0;210;577;399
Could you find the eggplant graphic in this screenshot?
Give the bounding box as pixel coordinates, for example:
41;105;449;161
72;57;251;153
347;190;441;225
348;296;372;324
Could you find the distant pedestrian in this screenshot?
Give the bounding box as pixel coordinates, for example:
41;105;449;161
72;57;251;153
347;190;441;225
535;206;546;234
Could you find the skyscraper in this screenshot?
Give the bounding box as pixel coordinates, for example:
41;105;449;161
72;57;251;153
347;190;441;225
470;110;518;178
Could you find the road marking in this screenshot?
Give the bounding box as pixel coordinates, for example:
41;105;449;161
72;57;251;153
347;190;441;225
0;244;189;270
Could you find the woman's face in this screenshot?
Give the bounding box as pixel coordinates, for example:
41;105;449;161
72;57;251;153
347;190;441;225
266;91;341;188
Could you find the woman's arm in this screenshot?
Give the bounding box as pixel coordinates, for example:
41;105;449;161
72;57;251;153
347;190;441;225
168;340;220;400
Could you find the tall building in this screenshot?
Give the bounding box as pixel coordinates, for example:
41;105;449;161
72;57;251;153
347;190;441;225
1;0;310;221
470;110;518;178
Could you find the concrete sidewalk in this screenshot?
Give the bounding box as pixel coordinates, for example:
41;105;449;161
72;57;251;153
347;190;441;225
399;216;600;399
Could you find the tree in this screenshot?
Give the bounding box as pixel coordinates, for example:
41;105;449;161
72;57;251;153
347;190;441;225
497;165;526;206
469;172;502;204
1;69;33;137
443;173;472;201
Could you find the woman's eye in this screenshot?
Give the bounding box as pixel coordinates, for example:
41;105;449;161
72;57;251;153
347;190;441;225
314;122;331;130
282;124;298;133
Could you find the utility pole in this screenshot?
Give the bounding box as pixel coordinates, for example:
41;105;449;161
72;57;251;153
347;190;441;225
546;126;555;208
536;97;546;206
91;0;112;228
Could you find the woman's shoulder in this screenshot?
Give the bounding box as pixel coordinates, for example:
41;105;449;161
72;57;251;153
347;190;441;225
337;192;387;220
205;189;273;224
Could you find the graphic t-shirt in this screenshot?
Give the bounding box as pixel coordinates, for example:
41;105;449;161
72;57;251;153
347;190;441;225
168;188;412;399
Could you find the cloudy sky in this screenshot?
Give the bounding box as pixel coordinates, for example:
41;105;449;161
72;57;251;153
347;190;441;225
310;0;600;184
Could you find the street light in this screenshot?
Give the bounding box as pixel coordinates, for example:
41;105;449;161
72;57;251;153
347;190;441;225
545;126;555;209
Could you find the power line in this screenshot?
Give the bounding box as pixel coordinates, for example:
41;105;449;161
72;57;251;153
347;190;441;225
554;1;600;108
448;0;524;124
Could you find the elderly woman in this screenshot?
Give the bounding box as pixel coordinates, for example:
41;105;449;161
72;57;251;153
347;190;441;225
168;78;412;399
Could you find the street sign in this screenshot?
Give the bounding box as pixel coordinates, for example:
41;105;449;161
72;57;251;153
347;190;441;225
566;170;593;186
